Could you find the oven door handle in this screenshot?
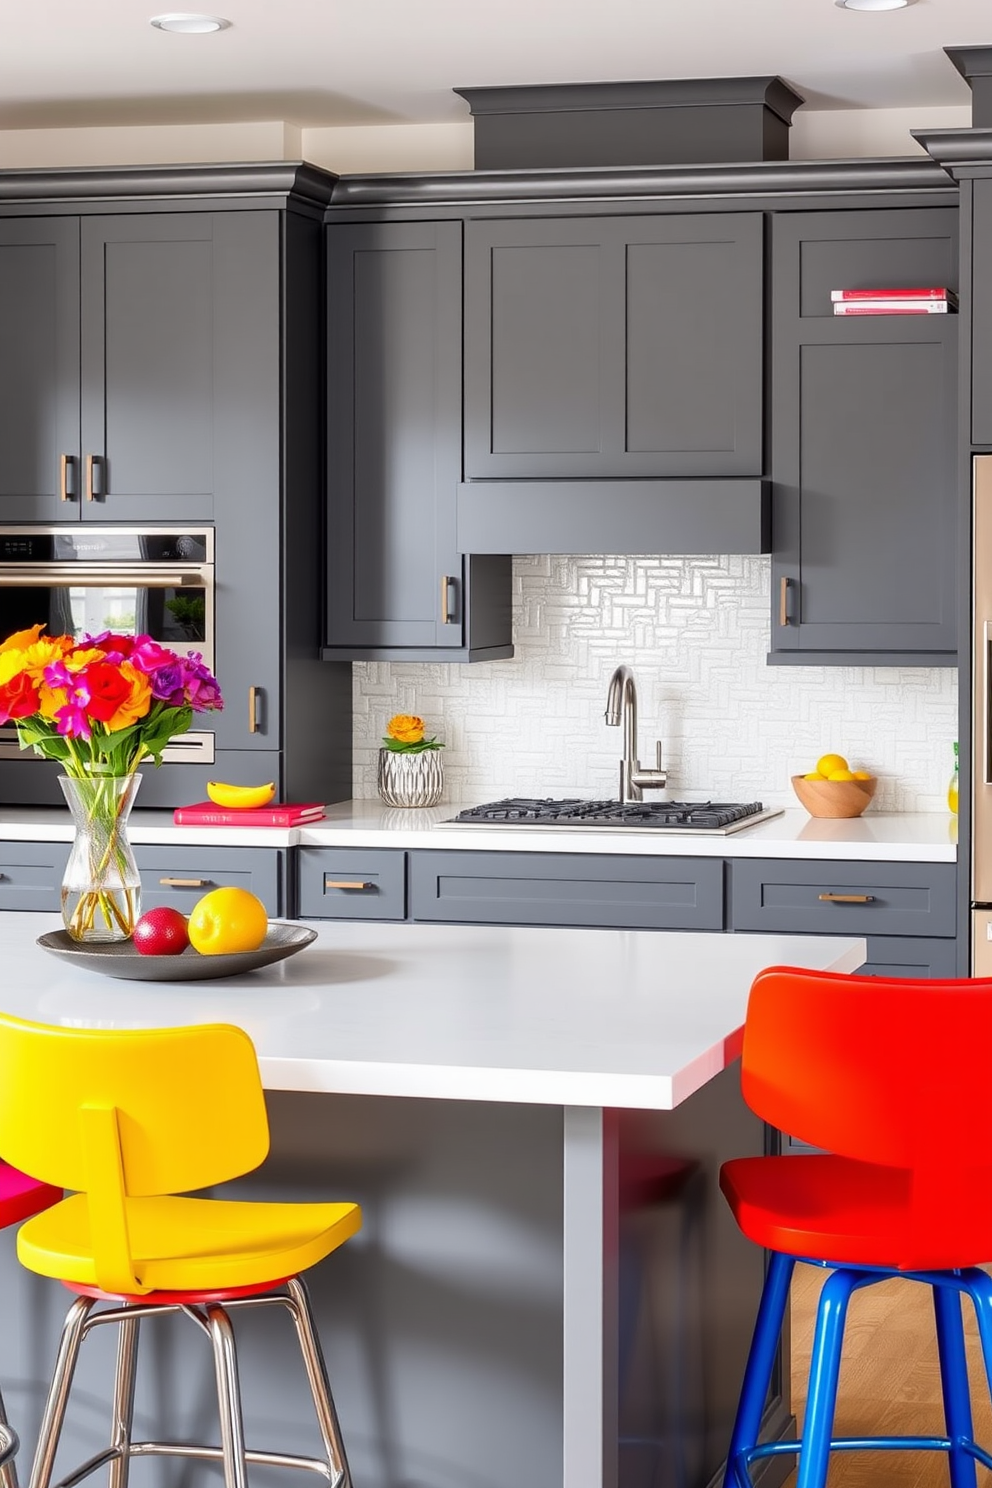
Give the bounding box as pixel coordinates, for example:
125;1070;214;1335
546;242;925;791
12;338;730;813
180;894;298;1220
0;565;209;587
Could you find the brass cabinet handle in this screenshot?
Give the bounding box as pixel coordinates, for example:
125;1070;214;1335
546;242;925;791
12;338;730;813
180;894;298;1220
159;877;211;888
779;576;790;627
248;686;260;734
84;454;97;502
817;893;875;904
324;879;372;890
441;575;457;625
59;454;74;502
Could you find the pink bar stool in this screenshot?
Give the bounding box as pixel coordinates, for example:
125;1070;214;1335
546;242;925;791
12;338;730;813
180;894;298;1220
0;1165;62;1488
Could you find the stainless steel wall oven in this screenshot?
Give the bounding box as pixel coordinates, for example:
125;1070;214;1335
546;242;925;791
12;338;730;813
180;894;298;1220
0;526;214;770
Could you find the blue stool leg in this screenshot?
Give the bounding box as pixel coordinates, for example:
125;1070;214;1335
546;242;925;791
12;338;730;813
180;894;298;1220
795;1266;860;1488
722;1251;795;1488
933;1280;978;1488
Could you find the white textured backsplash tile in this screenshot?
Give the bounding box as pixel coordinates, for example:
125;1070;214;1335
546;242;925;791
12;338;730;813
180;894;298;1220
353;555;958;813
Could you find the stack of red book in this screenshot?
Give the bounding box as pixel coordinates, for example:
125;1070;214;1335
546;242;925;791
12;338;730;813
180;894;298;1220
831;287;958;316
172;801;326;827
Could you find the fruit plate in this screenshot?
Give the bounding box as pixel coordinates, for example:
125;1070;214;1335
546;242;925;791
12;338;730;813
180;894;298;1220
35;922;317;982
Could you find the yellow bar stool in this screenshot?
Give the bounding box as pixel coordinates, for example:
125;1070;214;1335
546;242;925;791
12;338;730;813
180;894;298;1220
0;1013;362;1488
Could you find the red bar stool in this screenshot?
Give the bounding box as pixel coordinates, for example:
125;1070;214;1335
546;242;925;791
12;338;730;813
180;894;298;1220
720;966;992;1488
0;1165;62;1488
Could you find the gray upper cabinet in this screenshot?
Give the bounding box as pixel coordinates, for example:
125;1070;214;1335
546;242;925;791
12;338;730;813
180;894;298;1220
324;220;512;661
768;207;959;665
970;180;992;448
0;213;247;523
463;212;764;480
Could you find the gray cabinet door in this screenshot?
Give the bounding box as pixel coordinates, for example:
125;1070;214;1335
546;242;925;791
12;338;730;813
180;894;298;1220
769;208;958;663
729;857;957;939
0;219;80;521
464;213;763;479
325;221;467;651
80;214;228;522
971;181;992;447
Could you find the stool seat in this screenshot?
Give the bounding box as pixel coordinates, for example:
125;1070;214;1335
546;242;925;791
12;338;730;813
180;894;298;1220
721;1154;919;1268
19;1191;361;1293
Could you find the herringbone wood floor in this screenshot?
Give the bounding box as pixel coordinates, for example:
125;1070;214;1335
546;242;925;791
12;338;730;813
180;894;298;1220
788;1262;992;1487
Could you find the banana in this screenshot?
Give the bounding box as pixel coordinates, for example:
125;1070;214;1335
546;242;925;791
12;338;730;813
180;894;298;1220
206;780;277;809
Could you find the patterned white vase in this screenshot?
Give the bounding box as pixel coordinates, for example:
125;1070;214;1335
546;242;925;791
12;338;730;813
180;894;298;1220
377;749;444;808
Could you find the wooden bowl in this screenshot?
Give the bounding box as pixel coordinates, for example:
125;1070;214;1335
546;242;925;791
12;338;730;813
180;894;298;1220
790;773;877;819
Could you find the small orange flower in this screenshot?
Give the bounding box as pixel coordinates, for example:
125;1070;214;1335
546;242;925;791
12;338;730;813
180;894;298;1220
387;714;425;745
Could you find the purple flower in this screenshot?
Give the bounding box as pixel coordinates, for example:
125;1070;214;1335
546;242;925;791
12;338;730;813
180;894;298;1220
149;663;186;705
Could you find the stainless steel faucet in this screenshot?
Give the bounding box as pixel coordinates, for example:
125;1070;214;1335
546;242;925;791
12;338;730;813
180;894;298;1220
604;665;667;804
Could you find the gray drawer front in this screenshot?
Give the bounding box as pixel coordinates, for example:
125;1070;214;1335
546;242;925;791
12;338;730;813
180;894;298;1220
134;847;285;918
298;848;406;920
729;858;956;938
0;841;70;912
409;851;724;930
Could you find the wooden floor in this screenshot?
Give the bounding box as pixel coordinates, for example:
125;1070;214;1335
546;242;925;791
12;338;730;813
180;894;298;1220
788;1262;992;1487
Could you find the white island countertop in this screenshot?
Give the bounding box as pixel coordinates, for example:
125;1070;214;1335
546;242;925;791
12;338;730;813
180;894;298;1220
2;912;865;1110
0;800;955;862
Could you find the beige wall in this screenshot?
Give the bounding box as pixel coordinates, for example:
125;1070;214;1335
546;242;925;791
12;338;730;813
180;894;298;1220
0;104;972;174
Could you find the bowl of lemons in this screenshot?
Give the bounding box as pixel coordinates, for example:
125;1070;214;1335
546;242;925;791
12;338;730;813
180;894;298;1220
791;753;877;819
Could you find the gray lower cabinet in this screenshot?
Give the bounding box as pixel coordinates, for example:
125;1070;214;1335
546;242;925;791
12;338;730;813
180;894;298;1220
729;857;957;941
408;851;724;930
324;220;512;663
463;212;764;480
0;841;71;912
768;206;959;665
134;846;286;918
297;847;406;921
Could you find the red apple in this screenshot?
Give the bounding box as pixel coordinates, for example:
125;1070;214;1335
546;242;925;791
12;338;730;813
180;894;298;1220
132;906;190;956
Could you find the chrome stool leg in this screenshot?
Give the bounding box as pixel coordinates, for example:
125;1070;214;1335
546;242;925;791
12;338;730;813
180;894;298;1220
284;1278;352;1488
27;1297;95;1488
0;1411;19;1488
205;1305;250;1488
107;1310;139;1488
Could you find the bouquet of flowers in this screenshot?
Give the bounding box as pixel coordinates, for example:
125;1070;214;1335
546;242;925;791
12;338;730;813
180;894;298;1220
0;624;223;940
380;714;444;754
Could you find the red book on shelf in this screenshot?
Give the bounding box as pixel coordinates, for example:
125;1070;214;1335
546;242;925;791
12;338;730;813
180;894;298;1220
172;801;326;827
830;286;956;302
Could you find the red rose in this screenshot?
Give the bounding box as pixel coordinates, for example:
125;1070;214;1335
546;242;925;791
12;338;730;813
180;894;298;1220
82;662;133;723
0;672;40;723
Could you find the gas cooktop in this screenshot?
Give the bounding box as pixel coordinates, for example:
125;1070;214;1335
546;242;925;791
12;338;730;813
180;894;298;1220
444;798;784;835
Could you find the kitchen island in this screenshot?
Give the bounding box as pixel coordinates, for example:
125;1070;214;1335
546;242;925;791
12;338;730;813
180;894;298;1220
0;912;864;1488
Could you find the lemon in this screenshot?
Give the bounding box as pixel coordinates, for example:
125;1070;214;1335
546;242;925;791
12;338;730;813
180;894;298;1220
827;769;857;781
852;770;872;781
816;752;848;778
206;780;276;809
188;887;268;956
803;772;825;780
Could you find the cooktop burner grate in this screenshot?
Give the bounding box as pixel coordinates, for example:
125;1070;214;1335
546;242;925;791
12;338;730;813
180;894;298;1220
447;798;779;832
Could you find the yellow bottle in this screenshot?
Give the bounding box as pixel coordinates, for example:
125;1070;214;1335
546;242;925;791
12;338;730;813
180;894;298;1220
948;741;959;815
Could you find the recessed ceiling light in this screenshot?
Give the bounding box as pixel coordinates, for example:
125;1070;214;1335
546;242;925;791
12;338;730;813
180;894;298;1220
150;13;232;32
835;0;917;9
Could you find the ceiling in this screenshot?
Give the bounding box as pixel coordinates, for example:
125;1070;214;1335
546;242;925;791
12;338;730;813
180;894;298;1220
2;0;991;134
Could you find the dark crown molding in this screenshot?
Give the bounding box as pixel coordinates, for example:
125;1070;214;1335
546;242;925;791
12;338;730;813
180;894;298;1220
454;76;806;128
328;156;954;210
0;161;338;208
912;127;992;177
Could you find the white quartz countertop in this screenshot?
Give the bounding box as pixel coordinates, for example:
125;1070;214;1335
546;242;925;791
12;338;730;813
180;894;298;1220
298;801;957;863
1;912;864;1110
0;800;957;862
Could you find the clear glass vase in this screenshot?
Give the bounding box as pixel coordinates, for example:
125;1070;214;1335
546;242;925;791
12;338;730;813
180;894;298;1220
377;748;444;808
58;773;142;943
